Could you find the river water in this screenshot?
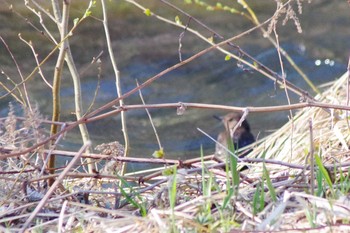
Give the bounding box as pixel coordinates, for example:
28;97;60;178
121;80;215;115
0;0;348;171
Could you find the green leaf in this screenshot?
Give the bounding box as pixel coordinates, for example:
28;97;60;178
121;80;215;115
175;15;182;25
315;154;334;193
316;168;323;197
73;18;79;27
206;6;214;11
252;181;266;214
252;183;260;214
216;3;222;8
117;174;147;216
162;167;174;176
83;0;96;19
152;148;164;158
144;8;152;16
200;145;207;195
226;133;239;190
225;55;231;61
263;163;277;202
230;8;240;14
169;166;177;211
222;187;233;209
259;181;265;211
85;10;92;17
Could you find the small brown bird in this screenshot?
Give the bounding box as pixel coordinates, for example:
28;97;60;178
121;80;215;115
215;112;255;158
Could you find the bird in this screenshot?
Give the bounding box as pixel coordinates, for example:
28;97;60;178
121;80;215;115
215;112;255;159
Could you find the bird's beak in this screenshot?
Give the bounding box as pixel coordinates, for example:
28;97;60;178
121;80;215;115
213;115;222;122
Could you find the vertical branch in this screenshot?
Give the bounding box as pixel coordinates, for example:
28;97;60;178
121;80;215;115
65;47;95;173
64;43;94;173
101;0;129;173
346;55;350;130
51;0;62;22
49;0;69;182
51;0;95;173
309;118;314;196
273;28;295;161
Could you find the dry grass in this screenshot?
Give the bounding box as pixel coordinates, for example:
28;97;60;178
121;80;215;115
250;71;350;170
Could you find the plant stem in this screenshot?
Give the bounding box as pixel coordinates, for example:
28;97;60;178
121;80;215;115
49;0;69;184
101;0;129;175
65;44;94;173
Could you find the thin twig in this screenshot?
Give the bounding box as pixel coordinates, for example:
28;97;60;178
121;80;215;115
87;100;350;123
2;93;350;162
0;2;92;100
136;80;162;150
0;69;24;105
346;56;350;130
0;36;27;106
40;123;67;176
18;34;53;89
309;118;314;195
146;0;314;100
101;0;129;178
26;0;58;44
84;52;103;114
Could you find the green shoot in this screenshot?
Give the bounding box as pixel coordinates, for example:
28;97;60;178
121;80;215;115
304;204;316;228
169;165;178;232
263;163;277;202
315;154;335;197
117;175;147;217
144;8;152;16
316;168;323;197
252;180;266;215
226;134;239;190
339;167;350;194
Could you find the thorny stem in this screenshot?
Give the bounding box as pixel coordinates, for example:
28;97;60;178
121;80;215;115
2;147;350;176
4;97;350;162
84;99;348;124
